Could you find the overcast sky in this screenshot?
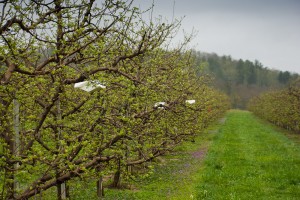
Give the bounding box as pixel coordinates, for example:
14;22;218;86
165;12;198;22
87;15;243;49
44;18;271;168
134;0;300;74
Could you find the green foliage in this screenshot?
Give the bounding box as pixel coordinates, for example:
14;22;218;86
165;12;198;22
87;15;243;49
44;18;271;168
248;79;300;133
56;119;222;200
49;111;300;200
191;51;299;109
0;1;230;199
278;71;292;84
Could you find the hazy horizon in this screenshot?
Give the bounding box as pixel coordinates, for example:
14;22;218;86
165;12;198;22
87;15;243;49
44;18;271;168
134;0;300;74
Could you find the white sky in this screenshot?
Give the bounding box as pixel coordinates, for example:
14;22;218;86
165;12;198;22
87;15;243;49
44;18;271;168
134;0;300;74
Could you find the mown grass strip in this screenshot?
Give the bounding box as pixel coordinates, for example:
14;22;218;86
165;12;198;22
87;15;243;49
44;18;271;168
196;110;300;199
97;119;225;200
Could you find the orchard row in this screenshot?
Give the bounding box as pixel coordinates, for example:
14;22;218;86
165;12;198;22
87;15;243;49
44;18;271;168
248;80;300;133
0;1;229;199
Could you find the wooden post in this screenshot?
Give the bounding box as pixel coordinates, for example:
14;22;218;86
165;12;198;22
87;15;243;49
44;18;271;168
127;165;132;174
13;99;20;196
57;98;67;200
97;176;104;198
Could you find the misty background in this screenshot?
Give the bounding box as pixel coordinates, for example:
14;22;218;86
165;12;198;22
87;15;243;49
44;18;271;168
134;0;300;74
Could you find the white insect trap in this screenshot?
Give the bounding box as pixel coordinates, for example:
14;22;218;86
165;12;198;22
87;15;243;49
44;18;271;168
154;102;166;109
185;100;196;104
74;80;106;92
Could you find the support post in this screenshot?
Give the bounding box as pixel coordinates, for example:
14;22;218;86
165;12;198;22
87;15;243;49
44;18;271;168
57;98;67;200
97;176;104;198
13;99;20;196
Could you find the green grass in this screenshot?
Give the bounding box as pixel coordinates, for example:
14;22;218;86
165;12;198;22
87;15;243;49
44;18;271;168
196;110;300;200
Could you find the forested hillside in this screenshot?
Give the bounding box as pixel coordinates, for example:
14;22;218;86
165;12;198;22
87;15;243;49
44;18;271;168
192;51;299;108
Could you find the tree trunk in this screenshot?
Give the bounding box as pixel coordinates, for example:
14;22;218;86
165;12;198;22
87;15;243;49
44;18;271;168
112;159;121;188
6;171;15;200
5;99;20;199
112;170;121;188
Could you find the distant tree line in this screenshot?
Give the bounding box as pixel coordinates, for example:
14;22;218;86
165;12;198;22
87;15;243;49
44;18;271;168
192;51;299;109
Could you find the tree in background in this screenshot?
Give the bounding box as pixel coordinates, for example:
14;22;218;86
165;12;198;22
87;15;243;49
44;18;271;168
191;51;299;109
278;71;292;84
236;59;245;85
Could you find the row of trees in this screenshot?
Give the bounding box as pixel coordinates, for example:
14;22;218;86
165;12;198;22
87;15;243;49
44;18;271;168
0;0;229;199
192;51;299;109
248;79;300;133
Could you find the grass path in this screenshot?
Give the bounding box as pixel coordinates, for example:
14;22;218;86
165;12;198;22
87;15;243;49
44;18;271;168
197;110;300;199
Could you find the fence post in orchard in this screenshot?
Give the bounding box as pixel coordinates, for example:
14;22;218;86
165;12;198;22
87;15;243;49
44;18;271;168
97;176;104;198
57;97;67;200
13;99;20;197
74;80;106;198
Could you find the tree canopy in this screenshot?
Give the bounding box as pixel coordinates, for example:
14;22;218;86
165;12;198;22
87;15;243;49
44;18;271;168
0;1;229;199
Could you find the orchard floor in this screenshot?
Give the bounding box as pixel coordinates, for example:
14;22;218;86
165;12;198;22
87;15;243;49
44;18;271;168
47;110;300;199
195;110;300;200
